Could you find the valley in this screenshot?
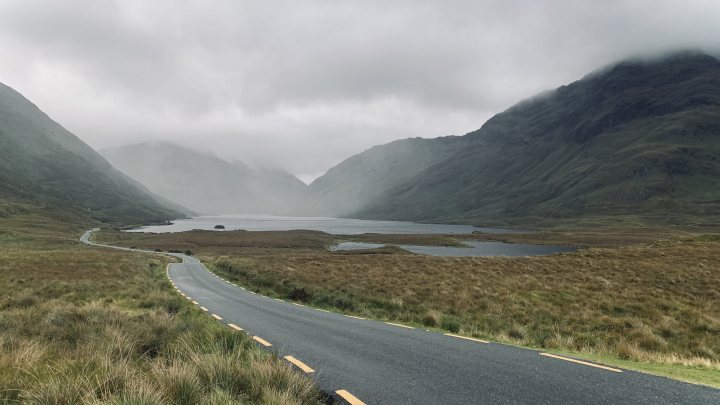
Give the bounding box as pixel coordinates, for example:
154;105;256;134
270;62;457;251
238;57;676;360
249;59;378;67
1;38;719;403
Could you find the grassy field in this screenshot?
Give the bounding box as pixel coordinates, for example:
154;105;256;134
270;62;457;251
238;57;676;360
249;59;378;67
0;210;321;404
96;227;720;387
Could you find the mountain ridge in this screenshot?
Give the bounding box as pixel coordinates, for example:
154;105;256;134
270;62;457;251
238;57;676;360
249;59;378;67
307;51;720;226
101;141;309;216
0;82;185;224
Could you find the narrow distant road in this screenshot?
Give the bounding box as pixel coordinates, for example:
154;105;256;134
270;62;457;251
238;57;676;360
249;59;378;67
82;229;720;404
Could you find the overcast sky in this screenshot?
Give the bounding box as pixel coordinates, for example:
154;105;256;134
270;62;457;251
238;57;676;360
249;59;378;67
1;0;719;182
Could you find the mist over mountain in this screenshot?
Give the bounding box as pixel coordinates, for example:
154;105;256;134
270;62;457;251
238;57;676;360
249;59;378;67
308;51;720;226
101;142;308;216
0;82;183;224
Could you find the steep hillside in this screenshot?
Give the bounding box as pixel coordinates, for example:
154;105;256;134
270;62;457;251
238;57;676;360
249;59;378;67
306;136;466;216
309;51;720;226
102;142;308;215
0;82;183;224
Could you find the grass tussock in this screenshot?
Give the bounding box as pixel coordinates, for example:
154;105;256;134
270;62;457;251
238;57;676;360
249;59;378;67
0;216;320;404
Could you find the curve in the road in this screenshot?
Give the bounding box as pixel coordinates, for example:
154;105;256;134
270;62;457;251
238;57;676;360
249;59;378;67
81;229;720;405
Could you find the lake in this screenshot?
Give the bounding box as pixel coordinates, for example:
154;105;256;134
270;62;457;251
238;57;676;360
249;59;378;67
330;241;575;257
130;215;572;257
130;214;522;235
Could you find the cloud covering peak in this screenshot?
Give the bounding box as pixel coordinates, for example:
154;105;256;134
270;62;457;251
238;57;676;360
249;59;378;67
1;0;718;181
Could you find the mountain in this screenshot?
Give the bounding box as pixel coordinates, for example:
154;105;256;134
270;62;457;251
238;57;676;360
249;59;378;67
308;51;720;226
0;82;185;224
101;142;308;215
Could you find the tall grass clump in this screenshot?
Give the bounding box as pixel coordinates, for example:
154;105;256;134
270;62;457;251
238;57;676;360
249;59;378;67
0;221;322;404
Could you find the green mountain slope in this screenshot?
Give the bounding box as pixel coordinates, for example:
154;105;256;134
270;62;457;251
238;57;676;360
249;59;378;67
101;142;309;215
309;51;720;226
0;82;184;224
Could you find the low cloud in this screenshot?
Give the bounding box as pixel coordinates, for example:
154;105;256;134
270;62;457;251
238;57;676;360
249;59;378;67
0;0;718;180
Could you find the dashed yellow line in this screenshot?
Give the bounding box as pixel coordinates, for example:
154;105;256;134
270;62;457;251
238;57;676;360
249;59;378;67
335;389;366;405
200;306;209;312
444;333;488;343
211;314;223;320
385;322;414;329
228;323;243;331
539;353;622;372
344;315;365;320
253;336;272;347
284;356;315;373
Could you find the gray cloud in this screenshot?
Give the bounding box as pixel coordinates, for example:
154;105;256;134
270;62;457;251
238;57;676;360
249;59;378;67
0;0;719;182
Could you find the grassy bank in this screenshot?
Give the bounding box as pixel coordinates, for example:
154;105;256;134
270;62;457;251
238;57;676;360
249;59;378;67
0;212;320;404
97;228;720;387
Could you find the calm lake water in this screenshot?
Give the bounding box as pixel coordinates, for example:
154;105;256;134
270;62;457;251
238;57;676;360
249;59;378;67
130;214;522;235
330;241;575;257
130;215;572;257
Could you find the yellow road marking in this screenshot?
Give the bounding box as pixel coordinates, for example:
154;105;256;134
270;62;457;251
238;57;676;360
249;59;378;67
211;314;223;320
284;356;315;373
444;333;489;343
539;353;622;372
385;322;414;329
253;336;272;347
228;323;243;331
192;300;199;305
200;306;209;312
335;389;366;405
345;315;365;320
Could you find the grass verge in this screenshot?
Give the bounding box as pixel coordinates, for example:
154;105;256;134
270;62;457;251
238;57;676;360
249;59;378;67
0;212;321;404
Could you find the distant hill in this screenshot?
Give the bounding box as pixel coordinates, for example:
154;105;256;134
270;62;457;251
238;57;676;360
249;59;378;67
0;82;185;225
101;142;308;215
308;51;720;226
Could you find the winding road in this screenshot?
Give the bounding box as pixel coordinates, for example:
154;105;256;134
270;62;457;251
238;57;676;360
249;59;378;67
81;229;720;404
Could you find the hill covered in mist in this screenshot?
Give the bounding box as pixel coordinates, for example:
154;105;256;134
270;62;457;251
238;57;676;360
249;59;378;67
0;82;184;224
102;142;308;216
308;51;720;226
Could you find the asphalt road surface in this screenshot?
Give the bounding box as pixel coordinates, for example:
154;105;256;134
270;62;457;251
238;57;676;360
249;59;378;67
81;229;720;404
